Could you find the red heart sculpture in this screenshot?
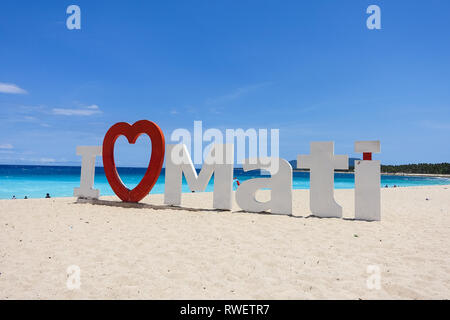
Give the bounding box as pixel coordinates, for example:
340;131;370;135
102;120;165;203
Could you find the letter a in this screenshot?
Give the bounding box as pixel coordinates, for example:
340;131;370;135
366;5;381;30
66;5;81;30
235;158;292;215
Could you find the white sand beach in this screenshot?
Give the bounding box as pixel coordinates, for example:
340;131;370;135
0;185;449;300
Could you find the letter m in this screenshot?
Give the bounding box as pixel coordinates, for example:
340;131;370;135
164;144;234;210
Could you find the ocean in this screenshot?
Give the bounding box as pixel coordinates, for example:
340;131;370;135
0;165;449;199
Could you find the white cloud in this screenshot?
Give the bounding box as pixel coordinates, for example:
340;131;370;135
205;82;273;105
52;104;102;116
0;143;13;149
0;83;27;94
40;158;56;163
418;120;450;130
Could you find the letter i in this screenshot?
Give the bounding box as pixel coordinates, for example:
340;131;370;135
74;146;102;199
354;141;381;221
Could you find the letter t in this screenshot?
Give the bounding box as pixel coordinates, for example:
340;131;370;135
298;142;348;218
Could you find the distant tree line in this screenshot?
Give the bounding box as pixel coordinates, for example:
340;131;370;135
292;160;450;174
380;163;450;174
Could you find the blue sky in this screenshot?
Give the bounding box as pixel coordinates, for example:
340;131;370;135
0;0;449;167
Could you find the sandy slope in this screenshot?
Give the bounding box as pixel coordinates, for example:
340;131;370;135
0;186;449;299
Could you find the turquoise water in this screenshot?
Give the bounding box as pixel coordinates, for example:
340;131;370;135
0;165;449;199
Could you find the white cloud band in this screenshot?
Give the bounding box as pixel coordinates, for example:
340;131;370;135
0;82;27;94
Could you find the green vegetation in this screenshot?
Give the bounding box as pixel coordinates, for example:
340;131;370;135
381;163;450;175
292;161;450;175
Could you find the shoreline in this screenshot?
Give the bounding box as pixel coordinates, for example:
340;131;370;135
292;169;450;178
380;172;450;178
2;184;450;201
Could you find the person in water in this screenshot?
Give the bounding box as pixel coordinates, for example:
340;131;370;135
12;195;16;200
24;196;28;199
45;193;51;198
233;177;241;190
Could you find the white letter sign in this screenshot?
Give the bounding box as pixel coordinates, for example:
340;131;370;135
354;141;381;221
235;158;292;215
164;144;234;210
298;142;348;218
74;146;102;199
